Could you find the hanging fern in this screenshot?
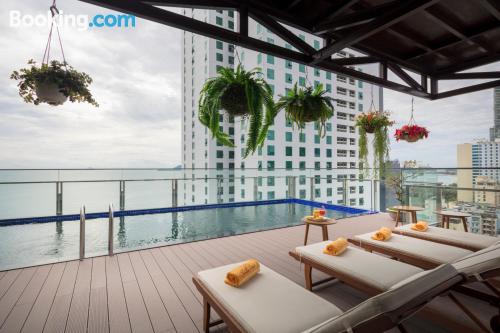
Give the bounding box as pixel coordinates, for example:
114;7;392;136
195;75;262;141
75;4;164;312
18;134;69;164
198;65;277;157
275;83;334;137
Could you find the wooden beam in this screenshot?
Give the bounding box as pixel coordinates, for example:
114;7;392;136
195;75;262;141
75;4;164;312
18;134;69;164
436;52;500;75
239;5;248;37
313;1;400;34
331;56;379;66
423;6;495;54
248;10;316;55
387;62;424;91
314;0;359;26
79;0;432;99
310;0;440;65
437;72;500;80
478;0;500;21
433;79;500;99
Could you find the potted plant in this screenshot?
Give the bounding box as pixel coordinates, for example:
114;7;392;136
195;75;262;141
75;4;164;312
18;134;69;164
11;60;98;106
198;65;277;157
275;83;334;137
395;124;429;142
355;110;393;177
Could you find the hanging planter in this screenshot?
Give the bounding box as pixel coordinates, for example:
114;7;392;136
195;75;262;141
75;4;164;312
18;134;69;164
355;89;394;178
198;64;277;157
10;2;97;107
395;98;429;143
275;83;334;137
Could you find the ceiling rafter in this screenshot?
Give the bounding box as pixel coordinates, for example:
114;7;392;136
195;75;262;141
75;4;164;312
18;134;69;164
478;0;500;21
387;62;424;91
434;79;500;99
310;0;441;65
313;1;400;34
313;0;360;27
248;10;316;55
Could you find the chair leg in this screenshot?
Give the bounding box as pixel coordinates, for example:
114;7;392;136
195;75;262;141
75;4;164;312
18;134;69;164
322;226;329;241
203;298;211;333
304;224;310;246
462;217;468;232
304;264;313;291
448;293;490;333
395;210;400;227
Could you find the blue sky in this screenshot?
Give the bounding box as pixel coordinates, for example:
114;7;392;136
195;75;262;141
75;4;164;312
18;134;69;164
0;0;496;168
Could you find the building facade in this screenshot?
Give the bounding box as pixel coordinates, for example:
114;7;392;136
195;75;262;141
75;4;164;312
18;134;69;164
181;9;381;210
490;87;500;141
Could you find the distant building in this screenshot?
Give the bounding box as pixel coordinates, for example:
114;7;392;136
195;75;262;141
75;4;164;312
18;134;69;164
490;87;500;141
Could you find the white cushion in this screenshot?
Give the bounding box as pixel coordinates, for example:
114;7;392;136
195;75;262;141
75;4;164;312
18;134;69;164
306;264;460;333
353;233;472;265
452;243;500;276
295;241;423;291
197;262;342;333
396;225;499;250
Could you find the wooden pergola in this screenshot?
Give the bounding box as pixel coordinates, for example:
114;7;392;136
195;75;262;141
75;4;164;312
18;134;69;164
80;0;500;99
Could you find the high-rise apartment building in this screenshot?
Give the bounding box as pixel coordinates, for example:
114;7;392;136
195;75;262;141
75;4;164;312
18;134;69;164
490;87;500;141
181;9;381;209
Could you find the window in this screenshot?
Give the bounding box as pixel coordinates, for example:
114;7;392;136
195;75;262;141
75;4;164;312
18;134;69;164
216;162;223;170
216;150;223;158
315;162;320;170
299;147;306;157
326;123;332;132
358;92;363;100
314;148;320;157
313;40;320;50
314;135;320;144
285;73;293;84
267;161;275;170
228;20;234;29
216;53;223;62
268;191;275;200
299;133;306;142
285;60;292;69
267;177;275;186
267;54;274;64
228;10;234;17
299;189;306;199
326;83;332;92
299;161;306;170
285;132;292;142
285;161;292;170
299;64;305;73
314;69;320;77
267;145;275;156
257;53;262;64
285;118;293;127
326;72;332;80
326;136;332;144
216;17;223;26
267;68;275;80
299;77;306;87
267;130;275;140
285;146;293;156
326;149;332;157
216;40;223;50
228;56;234;65
229;151;234;159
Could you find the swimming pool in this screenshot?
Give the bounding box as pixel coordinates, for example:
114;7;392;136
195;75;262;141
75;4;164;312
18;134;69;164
0;199;372;270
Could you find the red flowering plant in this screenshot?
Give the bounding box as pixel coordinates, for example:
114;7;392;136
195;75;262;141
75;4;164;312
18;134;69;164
395;124;429;142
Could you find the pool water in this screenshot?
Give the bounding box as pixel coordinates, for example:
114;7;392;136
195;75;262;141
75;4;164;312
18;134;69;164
0;202;367;270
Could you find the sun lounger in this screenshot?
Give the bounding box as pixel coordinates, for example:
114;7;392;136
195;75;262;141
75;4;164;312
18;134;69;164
348;232;473;269
193;262;462;333
290;240;500;332
393;224;499;251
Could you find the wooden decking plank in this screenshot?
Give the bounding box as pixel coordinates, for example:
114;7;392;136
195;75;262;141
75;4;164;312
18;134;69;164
128;251;174;333
65;259;92;333
0;270;22;301
105;255;131;333
21;263;66;333
0;265;52;333
150;248;203;331
140;250;199;333
42;261;79;333
0;267;37;327
117;253;154;333
87;257;109;333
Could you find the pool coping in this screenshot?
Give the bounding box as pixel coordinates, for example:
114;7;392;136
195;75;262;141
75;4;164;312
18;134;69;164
0;198;377;226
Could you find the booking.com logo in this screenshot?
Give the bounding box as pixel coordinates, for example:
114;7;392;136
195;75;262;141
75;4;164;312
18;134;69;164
9;10;136;31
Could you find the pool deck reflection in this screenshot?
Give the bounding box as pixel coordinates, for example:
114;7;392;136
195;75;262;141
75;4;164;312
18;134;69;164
0;213;496;333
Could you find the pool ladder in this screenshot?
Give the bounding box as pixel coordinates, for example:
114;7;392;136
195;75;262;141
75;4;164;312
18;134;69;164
79;204;115;260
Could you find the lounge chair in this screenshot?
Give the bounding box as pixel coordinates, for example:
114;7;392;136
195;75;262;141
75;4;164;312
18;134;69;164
193;261;462;333
348;232;473;269
290;241;500;332
393;224;499;251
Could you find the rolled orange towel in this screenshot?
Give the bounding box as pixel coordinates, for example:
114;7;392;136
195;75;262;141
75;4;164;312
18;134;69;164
411;221;428;232
371;227;392;241
323;238;348;256
224;259;260;287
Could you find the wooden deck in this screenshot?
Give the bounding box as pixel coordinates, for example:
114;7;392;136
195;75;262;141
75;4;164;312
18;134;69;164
0;213;496;333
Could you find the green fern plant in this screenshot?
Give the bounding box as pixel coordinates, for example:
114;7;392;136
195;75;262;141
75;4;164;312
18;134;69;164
275;83;334;137
198;65;277;157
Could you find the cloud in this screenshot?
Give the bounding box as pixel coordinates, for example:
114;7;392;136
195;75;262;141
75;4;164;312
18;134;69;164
0;0;182;168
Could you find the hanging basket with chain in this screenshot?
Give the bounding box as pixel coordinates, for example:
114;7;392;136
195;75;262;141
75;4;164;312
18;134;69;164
395;98;429;143
10;0;98;106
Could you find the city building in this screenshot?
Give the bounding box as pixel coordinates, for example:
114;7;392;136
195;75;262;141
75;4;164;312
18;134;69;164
490;87;500;141
181;8;381;209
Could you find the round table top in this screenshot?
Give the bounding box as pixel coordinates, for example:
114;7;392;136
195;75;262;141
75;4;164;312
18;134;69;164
434;210;471;218
302;216;336;225
391;205;425;212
